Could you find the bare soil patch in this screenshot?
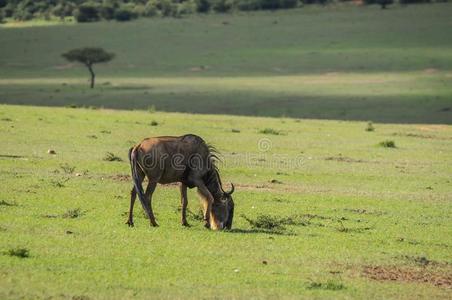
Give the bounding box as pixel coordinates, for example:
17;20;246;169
325;156;365;163
362;265;452;288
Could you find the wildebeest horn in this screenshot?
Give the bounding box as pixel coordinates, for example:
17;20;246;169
225;183;235;195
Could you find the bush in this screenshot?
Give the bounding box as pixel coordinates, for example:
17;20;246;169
378;140;396;148
100;3;116;20
159;0;177;17
363;0;394;8
365;121;375;132
177;0;198;15
212;0;233;12
2;3;15;18
52;3;76;20
144;0;160;16
196;0;211;12
280;0;299;8
259;128;282;135
75;2;100;23
6;247;29;258
400;0;430;3
235;0;262;10
114;6;138;21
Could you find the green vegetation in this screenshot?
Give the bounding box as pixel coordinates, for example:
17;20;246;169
0;0;423;23
379;139;396;148
0;4;451;298
1;4;451;123
1;104;451;298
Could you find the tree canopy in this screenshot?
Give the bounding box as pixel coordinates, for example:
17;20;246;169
62;47;115;66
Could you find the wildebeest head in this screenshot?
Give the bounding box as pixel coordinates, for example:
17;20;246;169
211;183;235;230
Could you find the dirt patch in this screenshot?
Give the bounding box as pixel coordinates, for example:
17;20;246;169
416;125;449;132
362;265;452;288
392;132;451;140
109;174;131;182
325;156;364;163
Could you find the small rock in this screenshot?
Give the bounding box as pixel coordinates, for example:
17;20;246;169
234;269;239;273
48;149;56;155
66;230;73;234
75;173;82;177
262;260;268;265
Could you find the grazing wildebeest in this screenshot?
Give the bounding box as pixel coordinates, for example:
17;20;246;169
127;134;234;230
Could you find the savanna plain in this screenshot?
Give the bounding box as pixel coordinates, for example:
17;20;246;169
0;3;451;299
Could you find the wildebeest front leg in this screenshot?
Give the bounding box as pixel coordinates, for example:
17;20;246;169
180;183;189;226
126;187;137;227
145;180;159;227
196;183;216;229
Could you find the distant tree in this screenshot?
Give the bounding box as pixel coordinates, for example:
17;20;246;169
62;48;115;89
363;0;394;8
74;2;100;22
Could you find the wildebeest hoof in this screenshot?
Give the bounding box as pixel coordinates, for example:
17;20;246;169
150;222;159;227
182;221;190;227
126;220;134;227
204;222;210;229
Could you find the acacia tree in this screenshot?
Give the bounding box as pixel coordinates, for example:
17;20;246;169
62;47;115;88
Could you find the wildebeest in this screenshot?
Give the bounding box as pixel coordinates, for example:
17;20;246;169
127;134;234;230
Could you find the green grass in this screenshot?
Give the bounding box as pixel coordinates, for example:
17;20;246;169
1;4;452;123
0;104;451;299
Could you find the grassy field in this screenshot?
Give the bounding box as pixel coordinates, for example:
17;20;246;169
1;104;451;299
1;4;452;123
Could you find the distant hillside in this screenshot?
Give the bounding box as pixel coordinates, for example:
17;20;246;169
0;0;444;23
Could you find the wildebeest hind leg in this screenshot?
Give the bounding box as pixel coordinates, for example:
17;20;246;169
145;180;159;227
180;183;189;226
126;187;137;227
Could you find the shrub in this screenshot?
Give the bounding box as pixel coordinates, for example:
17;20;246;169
6;247;29;258
159;0;177;17
99;3;116;20
177;0;198;15
242;214;286;230
400;0;430;3
114;6;138;21
365;121;375;132
259;0;298;10
52;3;76;20
75;2;100;23
63;208;84;219
144;0;160;17
235;0;262;10
212;0;234;12
307;280;345;290
2;3;15;18
379;140;396;148
103;152;123;161
363;0;394;8
196;0;211;12
280;0;299;8
259;128;282;135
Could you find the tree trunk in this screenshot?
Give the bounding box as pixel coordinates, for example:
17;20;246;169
87;64;95;89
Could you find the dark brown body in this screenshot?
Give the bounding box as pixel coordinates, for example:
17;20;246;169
127;134;234;230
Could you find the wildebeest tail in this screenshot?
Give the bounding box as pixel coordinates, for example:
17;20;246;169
129;146;149;217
